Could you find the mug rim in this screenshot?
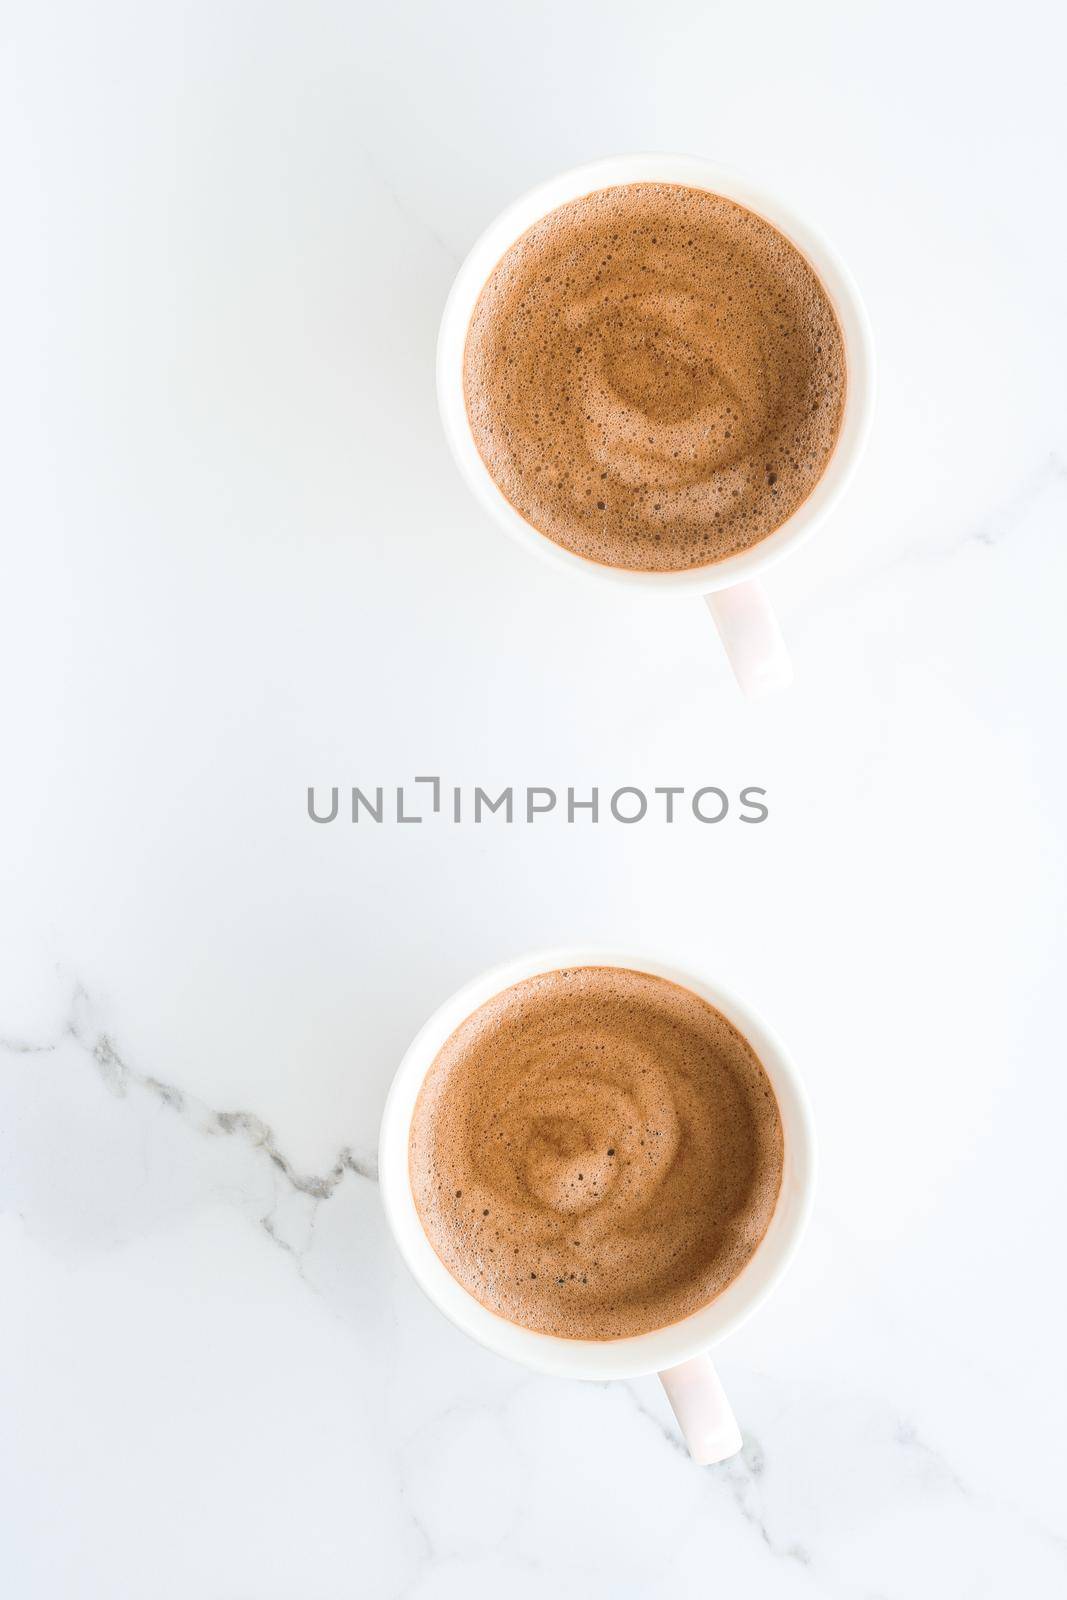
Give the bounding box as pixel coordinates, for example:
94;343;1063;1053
436;152;875;595
378;947;818;1381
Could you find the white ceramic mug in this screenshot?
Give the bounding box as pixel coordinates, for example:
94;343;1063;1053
379;948;817;1464
437;154;875;697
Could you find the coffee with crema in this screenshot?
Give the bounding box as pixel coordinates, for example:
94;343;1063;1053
463;183;846;572
409;967;784;1340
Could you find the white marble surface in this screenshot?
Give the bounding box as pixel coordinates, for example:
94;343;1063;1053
3;1;1067;1594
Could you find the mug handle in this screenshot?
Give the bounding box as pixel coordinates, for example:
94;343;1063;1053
705;580;793;698
659;1355;743;1465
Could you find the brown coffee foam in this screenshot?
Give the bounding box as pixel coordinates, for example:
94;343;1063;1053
409;967;784;1340
463;183;846;572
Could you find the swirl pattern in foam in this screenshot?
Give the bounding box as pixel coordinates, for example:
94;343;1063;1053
409;967;784;1340
463;183;846;572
